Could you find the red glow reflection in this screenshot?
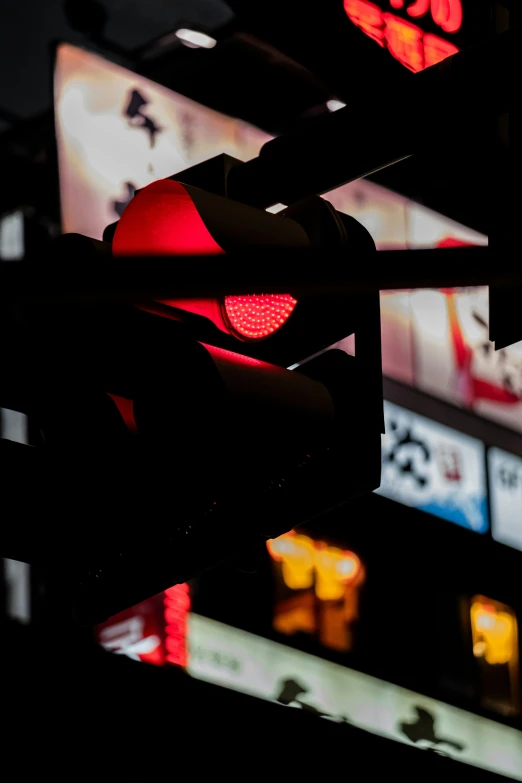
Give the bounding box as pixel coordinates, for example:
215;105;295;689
113;179;225;256
107;393;137;433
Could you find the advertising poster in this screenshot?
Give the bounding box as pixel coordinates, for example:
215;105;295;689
376;401;489;532
187;614;522;781
488;448;522;552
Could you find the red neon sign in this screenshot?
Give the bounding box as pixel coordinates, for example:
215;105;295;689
430;0;463;33
343;0;460;73
383;13;424;72
164;583;191;667
377;0;462;32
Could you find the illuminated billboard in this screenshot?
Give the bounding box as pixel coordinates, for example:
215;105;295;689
380;289;522;433
488;449;522;552
54;43;271;239
376;401;489;532
187;613;522;781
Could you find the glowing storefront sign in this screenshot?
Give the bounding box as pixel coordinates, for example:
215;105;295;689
94;583;191;667
267;533;362;599
187;613;522;781
470;596;521;717
267;533;365;652
471;599;517;666
343;0;460;72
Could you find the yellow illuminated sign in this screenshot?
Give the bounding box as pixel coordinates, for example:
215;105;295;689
267;533;316;590
471;599;517;666
267;533;362;598
268;533;365;653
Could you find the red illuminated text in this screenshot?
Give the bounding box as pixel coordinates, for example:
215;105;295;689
385;0;462;32
344;0;460;73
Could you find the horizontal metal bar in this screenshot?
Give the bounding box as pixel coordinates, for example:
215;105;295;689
0;247;509;306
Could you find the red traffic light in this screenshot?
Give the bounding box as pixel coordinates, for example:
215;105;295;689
112;178;304;342
223;294;298;340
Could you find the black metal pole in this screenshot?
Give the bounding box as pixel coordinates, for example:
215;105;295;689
0;246;513;306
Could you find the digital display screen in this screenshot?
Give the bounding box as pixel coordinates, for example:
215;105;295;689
488;448;522;552
376;401;489;533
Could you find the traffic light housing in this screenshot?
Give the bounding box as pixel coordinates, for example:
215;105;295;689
2;157;383;624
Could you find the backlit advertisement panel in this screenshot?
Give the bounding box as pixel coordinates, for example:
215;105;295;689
376;401;489;532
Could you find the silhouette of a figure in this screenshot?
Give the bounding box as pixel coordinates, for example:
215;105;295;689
112;181;136;217
124;89;162;148
399;706;465;753
275;678;349;723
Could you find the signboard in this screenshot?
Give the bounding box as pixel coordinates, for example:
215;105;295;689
54;44;272;240
489;448;522;552
376;401;489;532
187;613;522;781
95;583;190;666
344;0;460;72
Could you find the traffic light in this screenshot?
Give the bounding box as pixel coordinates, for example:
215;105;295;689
2;158;383;624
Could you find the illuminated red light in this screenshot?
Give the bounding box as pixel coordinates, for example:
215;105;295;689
112;179;298;341
224;294;297;340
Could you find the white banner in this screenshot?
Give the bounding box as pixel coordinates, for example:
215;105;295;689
187;614;522;780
